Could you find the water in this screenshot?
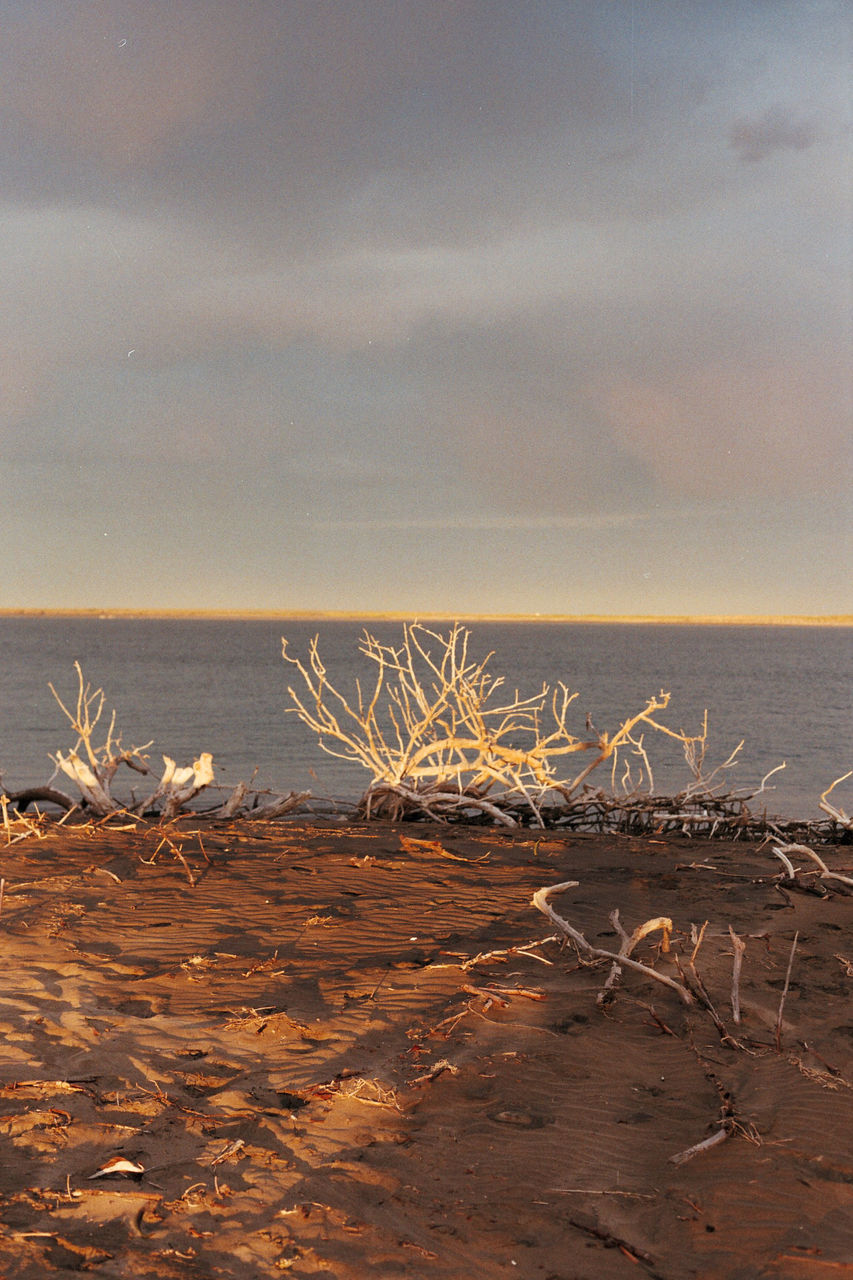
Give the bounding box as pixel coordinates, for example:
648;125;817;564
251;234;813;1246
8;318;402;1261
0;616;850;819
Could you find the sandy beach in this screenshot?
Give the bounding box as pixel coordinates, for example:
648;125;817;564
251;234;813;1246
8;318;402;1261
1;818;851;1278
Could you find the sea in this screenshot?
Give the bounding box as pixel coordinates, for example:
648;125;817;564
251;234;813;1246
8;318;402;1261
0;617;850;820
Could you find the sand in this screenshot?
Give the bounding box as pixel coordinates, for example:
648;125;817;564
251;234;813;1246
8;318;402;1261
0;818;851;1279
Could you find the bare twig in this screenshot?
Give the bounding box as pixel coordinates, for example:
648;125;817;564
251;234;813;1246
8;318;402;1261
458;938;558;970
775;931;799;1053
409;1059;459;1086
689;920;708;965
819;771;853;830
669;1126;729;1166
728;926;746;1025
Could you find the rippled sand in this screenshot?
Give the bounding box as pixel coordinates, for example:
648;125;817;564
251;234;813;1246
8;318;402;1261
1;819;851;1278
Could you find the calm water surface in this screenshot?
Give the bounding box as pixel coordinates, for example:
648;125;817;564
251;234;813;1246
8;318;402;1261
0;618;850;818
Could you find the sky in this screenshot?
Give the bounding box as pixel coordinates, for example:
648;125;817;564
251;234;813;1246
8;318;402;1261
2;0;851;616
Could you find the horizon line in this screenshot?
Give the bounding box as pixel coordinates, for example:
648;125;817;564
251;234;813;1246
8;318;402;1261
1;609;851;626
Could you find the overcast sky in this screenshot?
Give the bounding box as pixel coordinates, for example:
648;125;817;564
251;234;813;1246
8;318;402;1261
2;1;850;615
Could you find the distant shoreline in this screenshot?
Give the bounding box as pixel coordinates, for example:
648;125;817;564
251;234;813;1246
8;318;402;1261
1;609;851;626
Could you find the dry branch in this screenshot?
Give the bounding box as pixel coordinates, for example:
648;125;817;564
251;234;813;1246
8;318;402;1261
531;880;692;1004
41;664;216;820
728;926;746;1025
771;842;853;891
283;622;728;829
819;772;853;830
775;932;799;1053
669;1126;729;1166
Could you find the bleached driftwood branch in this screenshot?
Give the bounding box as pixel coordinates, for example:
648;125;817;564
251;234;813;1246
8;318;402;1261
531;880;692;1005
139;754;215;819
770;842;853;890
819;772;852;831
46;663;214;819
283;622;717;829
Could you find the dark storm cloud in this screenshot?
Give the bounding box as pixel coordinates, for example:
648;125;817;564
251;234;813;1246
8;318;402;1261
0;1;617;241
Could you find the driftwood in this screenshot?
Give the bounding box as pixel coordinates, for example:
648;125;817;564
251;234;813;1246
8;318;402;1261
3;632;849;841
728;926;747;1024
531;880;692;1005
142;754;215;820
770;842;853;891
283;622;750;830
775;932;799;1053
1;785;77;814
42;664;216;820
819;773;853;831
281;624;850;839
669;1126;729;1166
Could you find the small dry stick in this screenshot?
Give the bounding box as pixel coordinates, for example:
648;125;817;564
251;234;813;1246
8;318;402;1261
679;952;740;1048
669;1126;729;1166
150;834;197;887
410;1059;459;1086
459;938;558;970
728;926;746;1025
172;846;197;888
209;1138;245;1167
690;920;708;965
0;878;5;922
775;931;799;1053
549;1188;656;1199
636;1000;678;1038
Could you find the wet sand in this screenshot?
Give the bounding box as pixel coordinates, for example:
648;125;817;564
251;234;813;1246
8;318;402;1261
1;819;851;1278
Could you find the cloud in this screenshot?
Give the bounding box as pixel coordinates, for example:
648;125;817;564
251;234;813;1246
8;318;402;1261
729;106;824;162
2;2;850;615
600;351;852;498
0;3;615;226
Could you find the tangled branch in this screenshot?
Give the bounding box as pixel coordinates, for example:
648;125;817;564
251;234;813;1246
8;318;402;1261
40;663;215;818
283;622;720;828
